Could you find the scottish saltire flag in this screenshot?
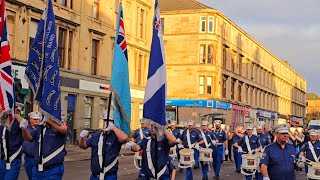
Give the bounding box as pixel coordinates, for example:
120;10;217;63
143;0;167;137
0;0;14;128
25;0;61;124
110;2;131;135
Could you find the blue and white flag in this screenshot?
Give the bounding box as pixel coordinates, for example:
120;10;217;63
110;2;131;135
25;0;61;124
143;0;167;138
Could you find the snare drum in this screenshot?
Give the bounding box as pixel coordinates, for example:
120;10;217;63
169;146;177;158
307;162;320;180
241;154;258;176
178;149;195;169
133;152;142;170
199;148;213;162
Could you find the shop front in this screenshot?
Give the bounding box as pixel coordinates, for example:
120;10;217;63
257;110;277;128
231;104;246;129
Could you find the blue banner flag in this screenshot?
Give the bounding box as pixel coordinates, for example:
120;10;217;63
25;0;61;124
143;0;167;136
110;2;131;135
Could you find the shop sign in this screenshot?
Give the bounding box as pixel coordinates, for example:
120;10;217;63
213;100;231;110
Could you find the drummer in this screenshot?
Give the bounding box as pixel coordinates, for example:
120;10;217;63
199;120;216;180
212;120;227;180
170;121;182;172
194;122;201;168
234;123;261;180
257;124;271;151
231;126;244;173
299;129;320;174
179;120;204;180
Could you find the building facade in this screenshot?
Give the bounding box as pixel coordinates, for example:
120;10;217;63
7;0;153;143
306;93;320;122
159;0;307;128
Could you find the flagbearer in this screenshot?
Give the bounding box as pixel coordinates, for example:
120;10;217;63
299;129;320;174
79;110;128;180
19;114;67;180
22;111;41;180
199;121;216;180
212;120;227;180
234;123;261;180
179;120;204;180
0;104;25;180
127;124;176;180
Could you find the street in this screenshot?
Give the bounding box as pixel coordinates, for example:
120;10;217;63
18;155;306;180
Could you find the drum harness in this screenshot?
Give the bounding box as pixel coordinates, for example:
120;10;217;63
146;137;167;179
200;130;212;169
1;126;22;170
308;141;319;163
241;135;257;176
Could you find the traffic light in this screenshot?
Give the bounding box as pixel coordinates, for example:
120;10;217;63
14;78;24;103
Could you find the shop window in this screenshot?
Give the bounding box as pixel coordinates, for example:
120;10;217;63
84;97;93;128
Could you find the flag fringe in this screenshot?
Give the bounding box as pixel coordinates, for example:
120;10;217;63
109;86;130;124
143;117;165;141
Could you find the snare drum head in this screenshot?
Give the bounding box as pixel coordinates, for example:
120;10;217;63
199;148;213;153
180;149;194;155
312;162;320;168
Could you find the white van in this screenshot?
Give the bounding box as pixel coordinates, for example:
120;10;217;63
308;120;320;130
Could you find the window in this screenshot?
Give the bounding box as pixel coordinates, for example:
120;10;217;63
222;76;227;98
200;16;206;32
222;22;226;38
99;98;107;119
199;76;205;94
59;0;66;6
160;18;164;34
7;12;14;55
84;97;93;128
91;39;99;75
238;82;242;102
231;79;235;100
29;19;39;52
140;9;144;38
199;45;206;64
207;77;212;94
239;56;242;75
93;0;99;19
58;28;67;67
138;54;143;85
207;45;213;64
231;53;236;72
208;16;214;33
222;47;227;68
245;85;249;103
67;31;73;69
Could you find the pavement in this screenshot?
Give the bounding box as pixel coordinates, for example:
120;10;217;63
64;144;134;162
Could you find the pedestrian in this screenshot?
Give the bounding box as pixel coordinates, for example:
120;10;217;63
260;123;296;180
225;125;232;161
131;119;151;179
78;109;128;180
127;124;176;180
234;123;261;180
199;120;216;180
231;126;244;173
0;103;25;180
22;111;41;180
212;120;227;180
19;113;67;180
179;120;204;180
299;129;320;174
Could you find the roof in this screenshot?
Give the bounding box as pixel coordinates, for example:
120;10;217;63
159;0;215;12
307;93;320;100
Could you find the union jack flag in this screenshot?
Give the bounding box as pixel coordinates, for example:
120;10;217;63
117;10;128;60
0;0;14;128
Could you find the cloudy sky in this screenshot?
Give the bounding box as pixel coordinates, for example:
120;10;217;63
198;0;320;94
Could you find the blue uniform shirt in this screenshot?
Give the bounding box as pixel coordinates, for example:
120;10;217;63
22;126;36;157
212;129;227;144
260;142;296;180
181;129;202;148
199;130;216;148
132;128;151;143
258;133;271;149
31;126;66;169
232;133;241;147
300;141;320;162
138;137;172;178
86;131;122;176
0;120;24;159
237;134;260;153
172;129;181;139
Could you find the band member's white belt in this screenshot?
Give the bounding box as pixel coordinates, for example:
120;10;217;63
6;146;22;170
38;144;65;171
2;126;22;170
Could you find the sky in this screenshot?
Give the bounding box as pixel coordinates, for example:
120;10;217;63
198;0;320;94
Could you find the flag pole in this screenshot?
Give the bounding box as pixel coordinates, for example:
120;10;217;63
155;132;158;179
